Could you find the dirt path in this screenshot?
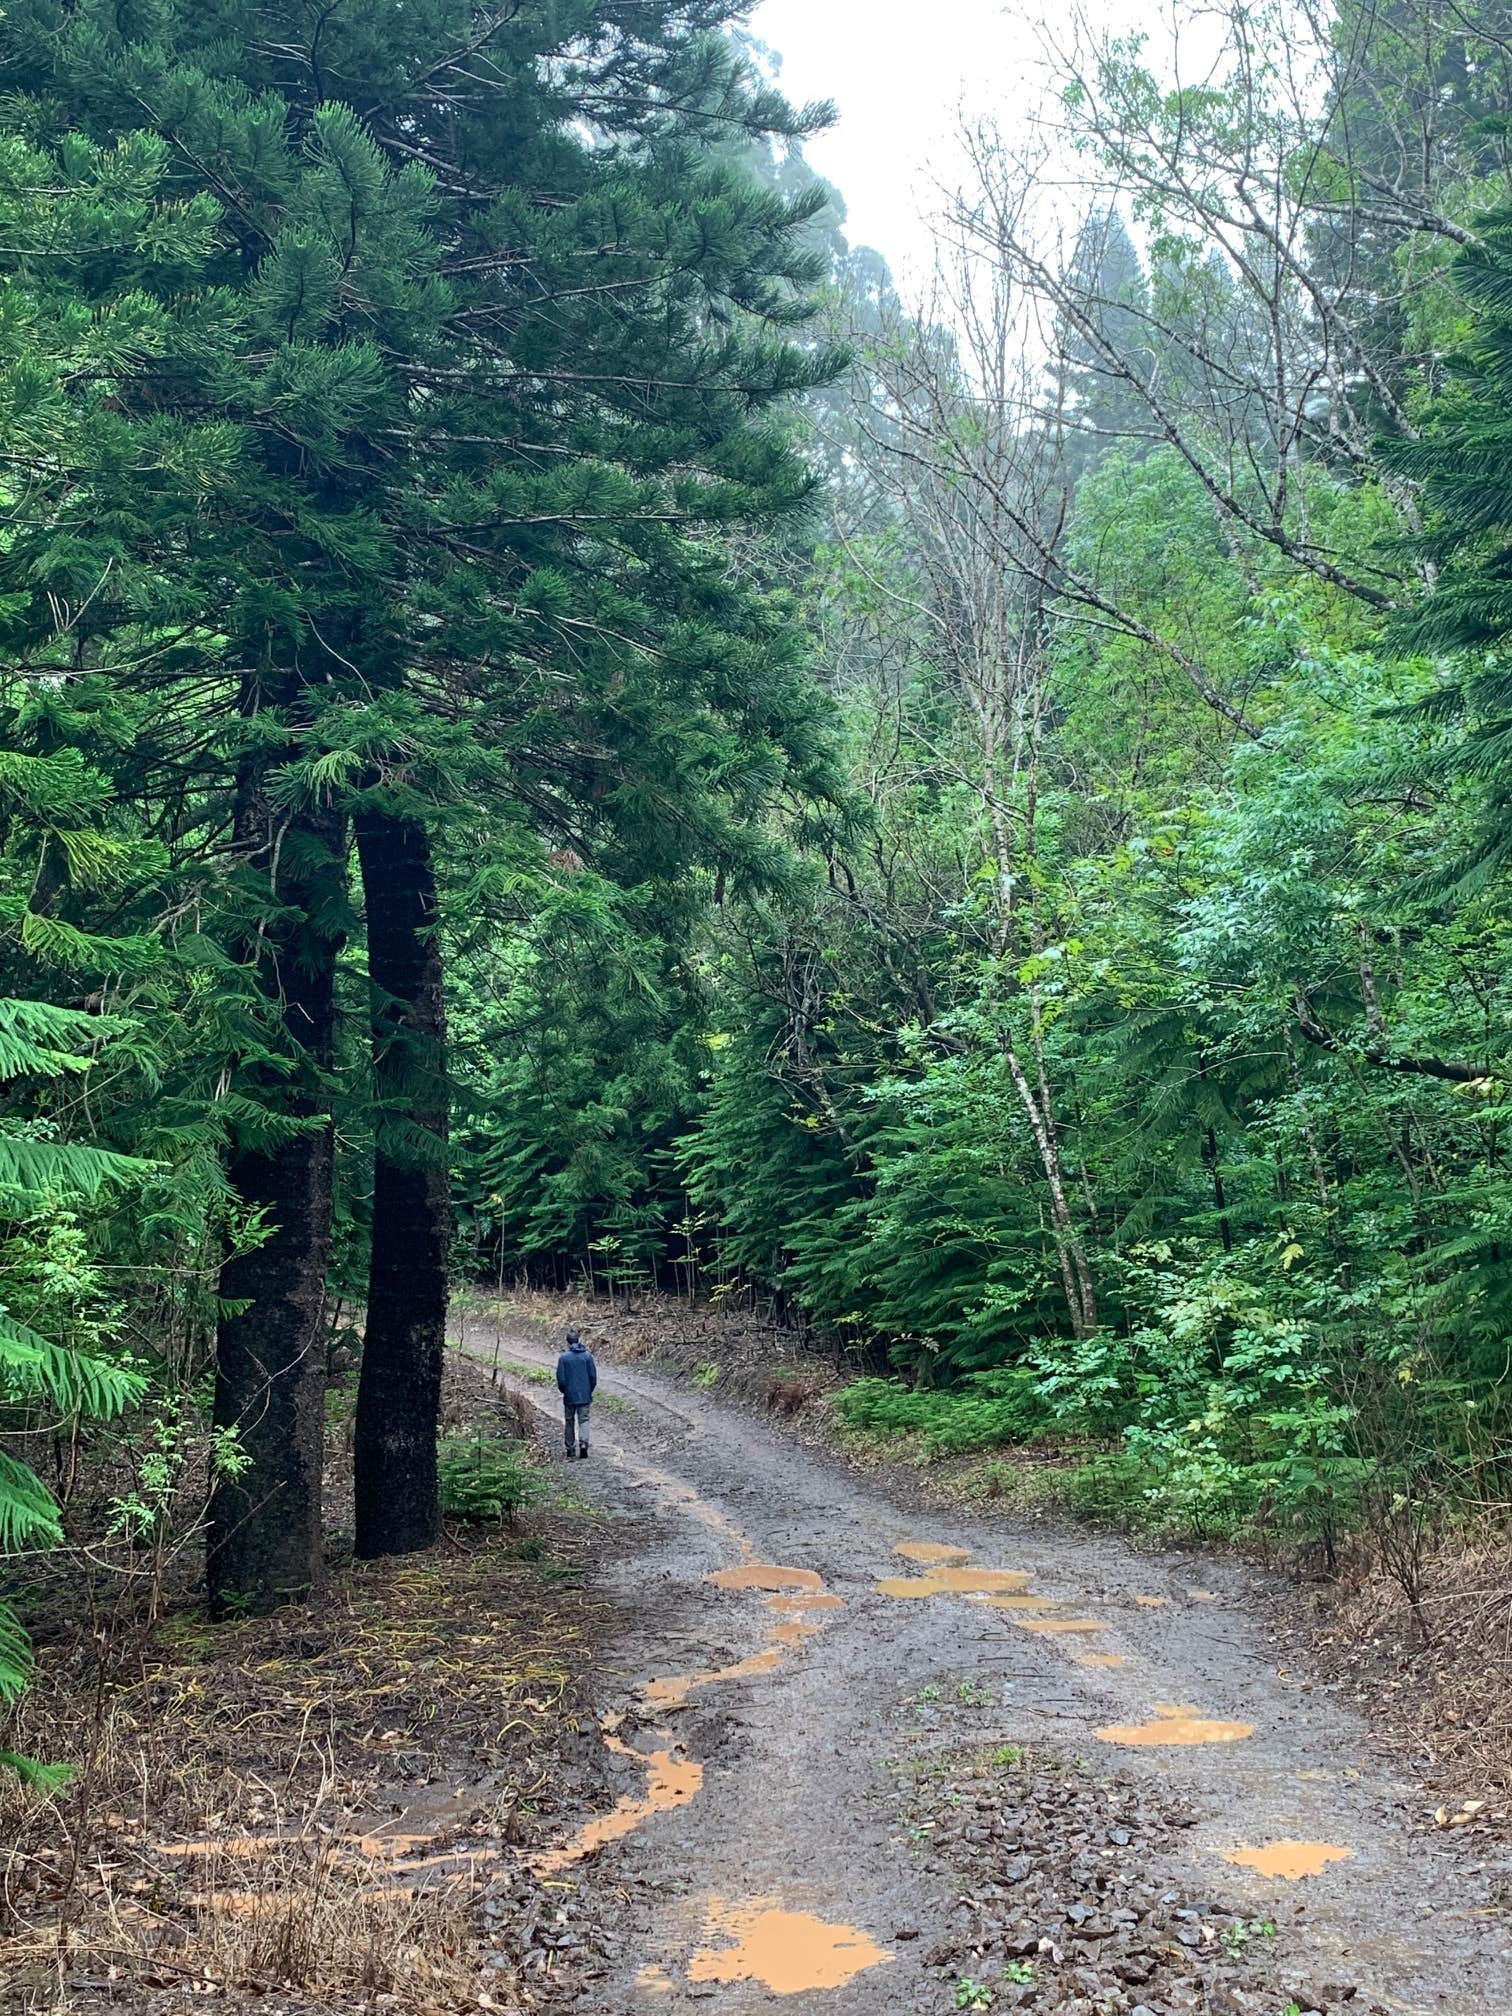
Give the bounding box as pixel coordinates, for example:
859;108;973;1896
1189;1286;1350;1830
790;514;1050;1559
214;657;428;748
461;1315;1512;2015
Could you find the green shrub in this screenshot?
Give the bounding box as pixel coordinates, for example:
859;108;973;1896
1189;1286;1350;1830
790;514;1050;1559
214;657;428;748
834;1367;1053;1457
437;1435;546;1525
1027;1242;1378;1546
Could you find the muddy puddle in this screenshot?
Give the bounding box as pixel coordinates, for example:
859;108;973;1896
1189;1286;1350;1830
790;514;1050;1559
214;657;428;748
559;1527;843;1870
687;1896;895;1996
769;1591;844;1614
877;1565;1033;1599
158;1809;505;1892
644;1617;822;1712
646;1560;840;1711
881;1545;1123;1658
708;1563;824;1593
1098;1702;1255;1748
535;1726;702;1874
1225;1840;1353;1880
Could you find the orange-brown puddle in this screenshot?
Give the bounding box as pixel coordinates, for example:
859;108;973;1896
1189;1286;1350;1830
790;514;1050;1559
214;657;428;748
1098;1702;1255;1748
1224;1840;1353;1881
534;1728;702;1873
688;1896;895;1995
645;1655;767;1711
1014;1616;1109;1634
646;1563;839;1710
1076;1651;1129;1668
877;1566;1033;1599
894;1540;972;1565
1135;1595;1168;1608
708;1563;824;1593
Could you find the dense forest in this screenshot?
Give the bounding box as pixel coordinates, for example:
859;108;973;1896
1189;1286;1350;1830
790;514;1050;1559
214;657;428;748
6;0;1512;1763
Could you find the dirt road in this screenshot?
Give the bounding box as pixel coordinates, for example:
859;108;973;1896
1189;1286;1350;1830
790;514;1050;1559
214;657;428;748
462;1314;1512;2015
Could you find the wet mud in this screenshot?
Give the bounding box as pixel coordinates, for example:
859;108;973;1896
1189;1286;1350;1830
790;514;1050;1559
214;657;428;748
461;1315;1512;2015
535;1726;703;1874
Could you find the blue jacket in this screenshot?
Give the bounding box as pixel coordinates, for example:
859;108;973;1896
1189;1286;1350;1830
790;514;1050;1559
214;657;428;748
556;1340;598;1407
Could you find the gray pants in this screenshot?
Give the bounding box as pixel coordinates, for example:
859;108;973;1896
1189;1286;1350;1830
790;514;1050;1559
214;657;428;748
563;1401;591;1452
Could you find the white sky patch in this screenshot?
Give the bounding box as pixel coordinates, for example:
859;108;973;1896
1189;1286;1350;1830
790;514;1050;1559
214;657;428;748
748;0;1026;282
746;0;1234;286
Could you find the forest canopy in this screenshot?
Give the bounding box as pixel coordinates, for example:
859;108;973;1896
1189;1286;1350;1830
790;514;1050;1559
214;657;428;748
5;0;1512;1728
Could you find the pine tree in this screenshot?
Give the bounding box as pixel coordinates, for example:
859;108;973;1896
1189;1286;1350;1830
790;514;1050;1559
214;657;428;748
0;1000;146;1771
4;1;846;1593
0;118;233;1710
1380;207;1512;894
1055;208;1154;482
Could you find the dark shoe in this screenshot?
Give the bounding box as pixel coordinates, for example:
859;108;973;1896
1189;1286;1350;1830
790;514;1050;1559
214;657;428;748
564;1447;577;1460
579;1446;590;1460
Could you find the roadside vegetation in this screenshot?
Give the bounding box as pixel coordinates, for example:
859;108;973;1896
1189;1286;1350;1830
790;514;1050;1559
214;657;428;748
455;2;1512;1610
6;0;1512;1905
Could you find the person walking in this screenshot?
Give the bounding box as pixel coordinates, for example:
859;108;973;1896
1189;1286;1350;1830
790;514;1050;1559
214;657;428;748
556;1324;597;1459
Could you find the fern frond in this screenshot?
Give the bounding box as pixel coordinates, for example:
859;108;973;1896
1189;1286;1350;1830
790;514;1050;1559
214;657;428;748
0;1129;146;1199
0;1310;145;1418
0;1451;62;1552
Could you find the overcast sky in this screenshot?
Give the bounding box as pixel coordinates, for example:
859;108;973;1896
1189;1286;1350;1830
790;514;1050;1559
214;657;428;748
747;0;1030;280
746;1;1214;286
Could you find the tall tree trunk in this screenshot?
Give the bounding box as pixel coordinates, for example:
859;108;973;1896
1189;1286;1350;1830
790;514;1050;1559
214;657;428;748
1205;1123;1234;1254
208;794;345;1619
1002;1030;1097;1338
353;808;450;1560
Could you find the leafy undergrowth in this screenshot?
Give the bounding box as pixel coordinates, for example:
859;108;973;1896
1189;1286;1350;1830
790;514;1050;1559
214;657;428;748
893;1707;1380;2016
0;1353;615;2016
438;1431;550;1524
834;1369;1056;1457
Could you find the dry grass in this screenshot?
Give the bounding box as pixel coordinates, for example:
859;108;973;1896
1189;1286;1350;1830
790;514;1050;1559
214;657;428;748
4;1826;483;2012
1;1531;603;2013
0;1352;611;2015
1291;1518;1512;1805
762;1366;833;1416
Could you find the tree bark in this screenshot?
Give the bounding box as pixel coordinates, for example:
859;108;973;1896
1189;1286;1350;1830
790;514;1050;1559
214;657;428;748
352;808;450;1560
208;796;344;1619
